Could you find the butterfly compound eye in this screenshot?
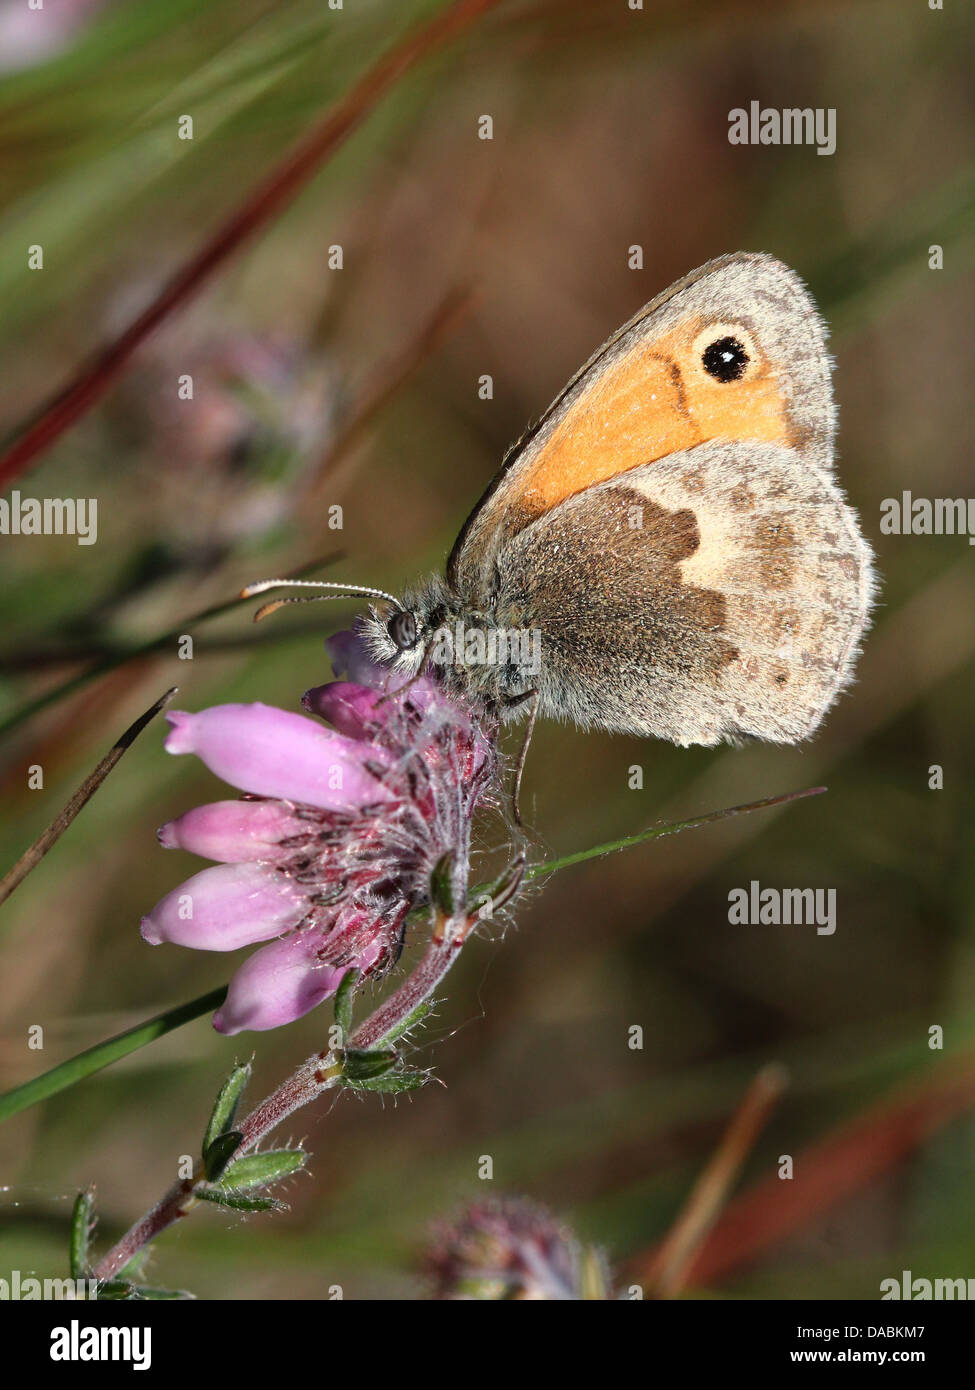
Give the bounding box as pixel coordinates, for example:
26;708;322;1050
388;610;418;651
701;335;749;383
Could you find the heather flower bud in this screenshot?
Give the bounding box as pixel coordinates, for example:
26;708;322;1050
424;1198;612;1300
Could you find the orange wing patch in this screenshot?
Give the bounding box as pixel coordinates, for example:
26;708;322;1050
516;320;793;517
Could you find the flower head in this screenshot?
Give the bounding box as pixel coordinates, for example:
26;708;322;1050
423;1197;611;1300
142;631;498;1034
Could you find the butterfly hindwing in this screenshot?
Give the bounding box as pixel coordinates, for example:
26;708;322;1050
491;439;874;744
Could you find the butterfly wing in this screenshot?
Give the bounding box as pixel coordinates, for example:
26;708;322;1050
491;438;874;743
449;253;836;600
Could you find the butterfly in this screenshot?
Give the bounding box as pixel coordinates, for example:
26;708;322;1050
248;253;875;771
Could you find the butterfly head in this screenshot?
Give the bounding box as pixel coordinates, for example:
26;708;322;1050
361;575;540;715
360;574;456;680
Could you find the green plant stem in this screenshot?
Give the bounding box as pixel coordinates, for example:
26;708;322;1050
0;785;824;1126
93;924;463;1281
525;785;826;882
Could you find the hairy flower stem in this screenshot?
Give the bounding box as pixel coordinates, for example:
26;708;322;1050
91;875;522;1284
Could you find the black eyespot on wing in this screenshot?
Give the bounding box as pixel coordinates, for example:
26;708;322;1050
388;610;418;650
702;336;749;382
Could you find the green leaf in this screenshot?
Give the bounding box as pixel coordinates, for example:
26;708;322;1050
217;1148;306;1191
346;1070;426;1094
116;1250;150;1282
128;1285;196;1301
96;1280;137;1300
342;1046;398;1082
375;1002;430;1047
202;1060;252;1155
203;1129;243;1181
429;852;455;916
197;1186;284;1213
69;1187;95;1279
333;968;359;1041
95;1275;194;1300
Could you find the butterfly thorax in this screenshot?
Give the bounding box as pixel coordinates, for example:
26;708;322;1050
359;573;540;715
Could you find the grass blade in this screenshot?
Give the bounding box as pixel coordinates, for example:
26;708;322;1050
0;988;227;1124
0;0;503;488
0;685;178;907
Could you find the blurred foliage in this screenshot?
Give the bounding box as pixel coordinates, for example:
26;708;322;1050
0;0;973;1299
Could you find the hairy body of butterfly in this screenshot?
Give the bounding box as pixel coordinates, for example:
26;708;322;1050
359;251;876;747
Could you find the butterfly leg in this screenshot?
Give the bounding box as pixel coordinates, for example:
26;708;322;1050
375;638;434;705
442;852;526;944
505;688;539;828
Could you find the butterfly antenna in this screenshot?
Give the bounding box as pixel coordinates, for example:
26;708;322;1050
241;578;405;623
248;593;357;623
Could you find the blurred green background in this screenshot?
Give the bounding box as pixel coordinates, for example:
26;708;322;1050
1;0;973;1299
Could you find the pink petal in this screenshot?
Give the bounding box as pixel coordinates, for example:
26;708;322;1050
140;863;309;950
326;629;450;704
213;932;349;1034
305;670;449;736
163;704;393;809
158;799;310;862
326;629;389;689
302;680;385;739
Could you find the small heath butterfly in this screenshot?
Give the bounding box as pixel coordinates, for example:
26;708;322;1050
250;253;875;759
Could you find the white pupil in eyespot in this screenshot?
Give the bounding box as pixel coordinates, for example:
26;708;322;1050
701;335;749;382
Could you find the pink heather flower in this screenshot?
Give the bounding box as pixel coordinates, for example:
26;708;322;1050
141;631;497;1034
424;1198;611;1301
0;0;106;75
